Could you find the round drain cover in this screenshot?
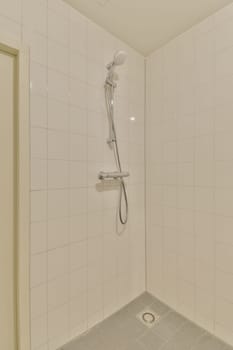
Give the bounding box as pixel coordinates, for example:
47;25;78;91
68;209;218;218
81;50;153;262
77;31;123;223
142;312;155;324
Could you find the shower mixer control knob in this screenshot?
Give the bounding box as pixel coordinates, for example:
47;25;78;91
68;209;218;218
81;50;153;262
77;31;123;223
98;171;130;180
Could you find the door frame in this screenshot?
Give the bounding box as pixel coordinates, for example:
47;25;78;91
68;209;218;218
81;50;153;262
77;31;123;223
0;36;30;350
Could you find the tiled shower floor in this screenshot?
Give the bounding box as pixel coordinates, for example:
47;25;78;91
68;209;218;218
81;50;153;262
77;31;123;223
61;293;232;350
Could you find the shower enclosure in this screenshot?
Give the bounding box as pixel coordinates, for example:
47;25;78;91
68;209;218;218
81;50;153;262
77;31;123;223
1;0;232;348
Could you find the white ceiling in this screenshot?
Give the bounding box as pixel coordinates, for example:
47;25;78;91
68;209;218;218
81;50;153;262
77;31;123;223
64;0;233;55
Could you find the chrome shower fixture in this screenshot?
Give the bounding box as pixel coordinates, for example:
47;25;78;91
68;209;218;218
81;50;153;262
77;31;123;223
99;50;129;226
105;50;127;87
106;50;127;69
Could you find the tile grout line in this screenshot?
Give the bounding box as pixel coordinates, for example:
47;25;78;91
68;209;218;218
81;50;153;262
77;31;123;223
144;56;148;294
45;0;49;348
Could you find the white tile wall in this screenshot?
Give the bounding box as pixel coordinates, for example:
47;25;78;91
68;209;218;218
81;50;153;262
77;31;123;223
146;2;233;346
0;0;145;349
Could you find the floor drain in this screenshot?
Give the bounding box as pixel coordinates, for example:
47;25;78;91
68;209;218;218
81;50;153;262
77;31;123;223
142;312;155;324
137;309;160;328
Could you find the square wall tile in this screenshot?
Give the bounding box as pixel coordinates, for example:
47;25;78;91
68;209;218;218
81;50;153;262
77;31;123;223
30;63;47;96
30;253;47;287
48;304;69;340
48;98;69;131
48;9;69;46
31;159;47;190
48;189;69;219
31;221;47;255
31;191;47;222
48;275;69;311
31;128;47;159
31;284;47;319
48;246;69;280
31;314;47;349
48;130;69;160
48;218;69;249
30;94;47;128
70;241;87;271
22;0;47;35
48;160;69;189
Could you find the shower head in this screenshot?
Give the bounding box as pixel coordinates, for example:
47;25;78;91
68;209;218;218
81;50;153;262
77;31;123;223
107;50;127;70
113;50;127;66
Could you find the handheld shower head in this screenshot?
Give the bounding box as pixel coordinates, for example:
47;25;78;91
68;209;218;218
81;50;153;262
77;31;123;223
113;50;127;66
106;50;127;70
